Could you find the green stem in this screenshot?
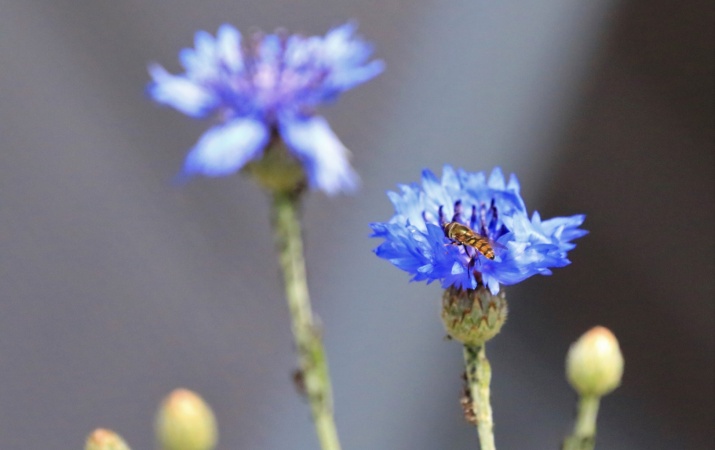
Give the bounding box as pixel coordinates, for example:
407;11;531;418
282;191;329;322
464;344;496;450
271;191;342;450
562;395;600;450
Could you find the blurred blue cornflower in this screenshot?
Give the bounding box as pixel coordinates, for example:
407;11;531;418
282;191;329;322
148;23;383;195
370;166;587;294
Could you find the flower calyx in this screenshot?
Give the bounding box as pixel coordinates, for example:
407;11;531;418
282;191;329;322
441;286;508;346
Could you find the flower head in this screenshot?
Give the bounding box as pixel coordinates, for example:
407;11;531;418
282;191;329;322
148;23;383;195
370;166;587;294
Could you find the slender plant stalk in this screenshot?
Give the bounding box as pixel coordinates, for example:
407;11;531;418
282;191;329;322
271;191;342;450
464;344;496;450
562;396;600;450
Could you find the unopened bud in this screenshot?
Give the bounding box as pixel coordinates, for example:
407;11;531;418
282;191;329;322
155;388;218;450
566;326;624;397
85;428;131;450
441;286;508;346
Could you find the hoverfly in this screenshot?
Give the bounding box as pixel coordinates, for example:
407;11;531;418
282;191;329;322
443;221;495;260
439;201;497;269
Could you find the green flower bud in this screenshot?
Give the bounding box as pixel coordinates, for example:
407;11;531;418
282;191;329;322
84;428;131;450
441;286;508;346
566;326;624;397
155;388;218;450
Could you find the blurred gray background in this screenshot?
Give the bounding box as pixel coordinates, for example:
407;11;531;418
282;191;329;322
1;0;712;449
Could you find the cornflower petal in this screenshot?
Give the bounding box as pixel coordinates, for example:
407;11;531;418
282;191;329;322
320;23;385;93
216;24;243;72
148;64;218;117
280;115;359;195
183;118;269;177
180;30;225;80
387;184;427;230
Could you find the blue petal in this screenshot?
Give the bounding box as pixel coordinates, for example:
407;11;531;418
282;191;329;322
507;173;520;192
318;22;384;95
194;30;215;57
486;277;501;295
280;116;359;195
441;165;462;198
259;34;283;63
487;167;506;190
177;30;220;79
182;118;269;177
284;35;320;67
147;64;218;117
216;24;243;72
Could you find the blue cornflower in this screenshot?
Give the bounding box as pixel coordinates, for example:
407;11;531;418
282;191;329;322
148;23;383;195
370;166;587;294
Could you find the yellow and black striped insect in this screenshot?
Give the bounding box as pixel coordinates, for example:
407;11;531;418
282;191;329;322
442;221;495;260
438;201;498;270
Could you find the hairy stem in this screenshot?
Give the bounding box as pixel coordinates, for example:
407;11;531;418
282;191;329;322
464;344;496;450
271;191;341;450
